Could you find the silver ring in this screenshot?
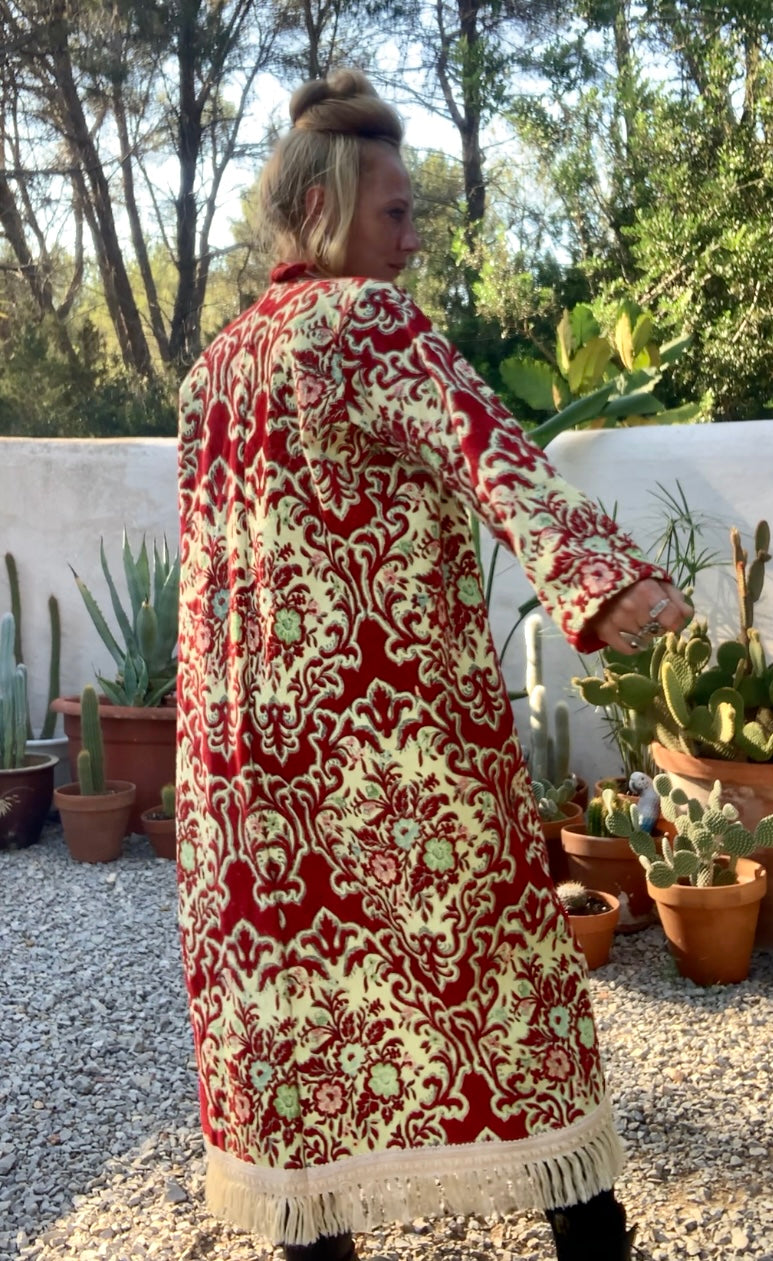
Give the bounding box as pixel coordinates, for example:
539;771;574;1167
620;631;645;649
640;620;665;637
648;597;670;619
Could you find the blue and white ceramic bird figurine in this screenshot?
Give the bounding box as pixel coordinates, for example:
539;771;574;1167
628;771;660;835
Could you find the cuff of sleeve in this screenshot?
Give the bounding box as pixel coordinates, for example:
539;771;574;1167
571;562;672;654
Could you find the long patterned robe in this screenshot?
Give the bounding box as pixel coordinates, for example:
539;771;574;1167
176;265;665;1245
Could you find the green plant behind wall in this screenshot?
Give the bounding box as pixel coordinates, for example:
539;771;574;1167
500;300;700;434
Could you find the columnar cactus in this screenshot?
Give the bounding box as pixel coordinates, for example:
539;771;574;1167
77;684;106;795
160;782;176;819
525;615;572;784
586;788;634;837
628;774;773;888
4;553;61;740
0;612;29;769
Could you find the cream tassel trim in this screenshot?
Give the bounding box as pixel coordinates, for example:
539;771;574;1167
204;1098;624;1246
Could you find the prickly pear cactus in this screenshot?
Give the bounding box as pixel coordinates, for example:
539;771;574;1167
574;521;773;764
630;774;773;887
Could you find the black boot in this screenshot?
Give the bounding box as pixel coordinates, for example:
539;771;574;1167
546;1190;637;1260
283;1232;358;1261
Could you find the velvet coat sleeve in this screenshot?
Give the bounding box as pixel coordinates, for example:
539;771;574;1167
324;282;668;652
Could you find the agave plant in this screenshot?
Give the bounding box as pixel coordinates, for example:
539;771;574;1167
72;532;179;707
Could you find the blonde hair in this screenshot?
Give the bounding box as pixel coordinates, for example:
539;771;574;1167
256;69;403;274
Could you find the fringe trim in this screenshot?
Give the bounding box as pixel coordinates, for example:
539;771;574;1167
204;1097;625;1246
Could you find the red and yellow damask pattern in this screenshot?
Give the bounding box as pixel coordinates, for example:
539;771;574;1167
176;267;664;1244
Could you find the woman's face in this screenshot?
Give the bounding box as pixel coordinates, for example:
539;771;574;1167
341;142;421;282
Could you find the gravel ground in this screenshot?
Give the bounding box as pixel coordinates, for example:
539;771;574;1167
2;822;773;1261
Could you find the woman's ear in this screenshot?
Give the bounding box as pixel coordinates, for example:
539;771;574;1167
304;184;325;224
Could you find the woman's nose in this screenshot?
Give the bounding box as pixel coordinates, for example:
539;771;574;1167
403;218;421;252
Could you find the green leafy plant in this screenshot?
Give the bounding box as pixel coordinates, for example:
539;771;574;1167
630;774;773;889
0;612;28;769
72;532;179;707
500;300;699;431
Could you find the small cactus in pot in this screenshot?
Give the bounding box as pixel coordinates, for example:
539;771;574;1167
141;780;177;860
531;774;578;822
556;880;619;969
556;880;616;917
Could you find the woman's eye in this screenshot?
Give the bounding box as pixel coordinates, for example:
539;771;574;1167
387;208;405;221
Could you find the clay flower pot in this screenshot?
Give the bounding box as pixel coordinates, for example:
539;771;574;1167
561;821;658;932
651;741;773;948
52;695;176;834
54;780;136;863
541;800;585;884
648;857;767;986
140;806;176;860
566;891;620;971
0;754;58;850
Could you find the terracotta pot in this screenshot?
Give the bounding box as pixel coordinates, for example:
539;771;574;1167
54;780;136;863
571;777;589;812
0;754;58;850
592;772;675;842
567;892;620;971
542;800;585;883
651;741;773;948
648;857;767;985
140;807;177;861
561;821;658;932
51;695;176;834
593;775;631;799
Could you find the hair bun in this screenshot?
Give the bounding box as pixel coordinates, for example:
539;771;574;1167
289;69;402;144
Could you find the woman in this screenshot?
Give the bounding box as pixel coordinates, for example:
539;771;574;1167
176;70;690;1261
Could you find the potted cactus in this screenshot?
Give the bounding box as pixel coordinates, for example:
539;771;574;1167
530;774;584;883
629;774;773;985
52;532;178;833
53;684;136;863
574;520;773;944
556;880;620;970
560;785;661;932
140;781;176;860
0;611;58;849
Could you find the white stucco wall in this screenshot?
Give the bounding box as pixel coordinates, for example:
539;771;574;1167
2;423;772;785
0;439;179;736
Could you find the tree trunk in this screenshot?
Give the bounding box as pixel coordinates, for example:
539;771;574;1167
168;0;204;371
48;2;153;377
